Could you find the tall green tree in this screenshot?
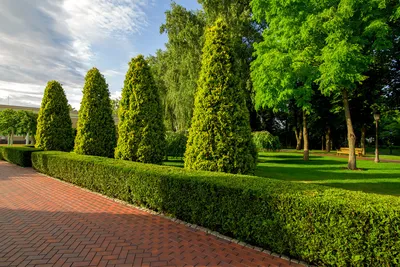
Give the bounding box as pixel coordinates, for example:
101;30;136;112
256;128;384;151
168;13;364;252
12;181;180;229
158;3;206;131
185;19;257;174
74;68;116;158
16;110;38;145
199;0;263;129
251;0;398;169
0;109;18;145
115;55;165;164
35;81;74;151
251;0;318;161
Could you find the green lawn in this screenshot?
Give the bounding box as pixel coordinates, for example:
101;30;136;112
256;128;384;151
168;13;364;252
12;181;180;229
164;152;400;196
284;148;400;161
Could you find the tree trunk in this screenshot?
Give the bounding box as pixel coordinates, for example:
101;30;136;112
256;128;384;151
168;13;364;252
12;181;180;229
31;135;36;146
342;90;357;170
321;135;325;151
295;128;302;150
9;129;14;146
26;132;30;145
375;120;380;163
361;125;366;156
303;110;309;161
325;126;331;153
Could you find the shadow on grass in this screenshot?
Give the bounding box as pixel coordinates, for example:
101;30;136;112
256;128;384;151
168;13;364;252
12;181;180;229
255;164;400;195
263;159;344;165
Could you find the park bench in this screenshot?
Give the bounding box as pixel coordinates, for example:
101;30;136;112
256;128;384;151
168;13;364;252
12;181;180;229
336;147;363;157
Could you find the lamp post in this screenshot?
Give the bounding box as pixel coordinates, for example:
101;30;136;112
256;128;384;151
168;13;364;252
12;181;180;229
374;110;380;163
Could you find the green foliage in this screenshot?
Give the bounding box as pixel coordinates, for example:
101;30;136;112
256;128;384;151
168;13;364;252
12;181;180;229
148;4;205;131
0;109;18;141
252;131;281;152
199;0;262;129
0;146;41;167
110;97;120;116
32;150;400;266
16;110;37;137
74;68;116;158
165;131;187;158
115;55;166;164
35;81;74;151
185;19;257;174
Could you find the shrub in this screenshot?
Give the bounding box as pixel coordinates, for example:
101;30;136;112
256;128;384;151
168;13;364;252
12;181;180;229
0;146;42;167
252;131;281;152
32;151;400;266
185;19;257;174
35;81;74;151
165;131;187;158
74;68;116;158
115;55;166;164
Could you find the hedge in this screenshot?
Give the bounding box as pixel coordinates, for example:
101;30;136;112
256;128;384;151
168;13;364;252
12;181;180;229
165;131;187;158
252;131;281;152
31;151;400;266
0;146;42;167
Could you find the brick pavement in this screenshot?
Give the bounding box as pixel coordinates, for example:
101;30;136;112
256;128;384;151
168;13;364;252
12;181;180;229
0;161;298;267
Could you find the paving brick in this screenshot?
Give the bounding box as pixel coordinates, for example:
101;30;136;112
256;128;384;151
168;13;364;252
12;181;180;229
0;160;293;267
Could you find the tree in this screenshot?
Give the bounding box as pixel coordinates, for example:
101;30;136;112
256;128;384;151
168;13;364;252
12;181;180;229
35;81;74;151
16;110;38;145
68;104;77;112
74;68;116;158
115;55;165;164
184;19;257;174
251;0;318;161
110;97;120;116
251;0;398;169
0;109;18;145
156;3;206;131
198;0;264;130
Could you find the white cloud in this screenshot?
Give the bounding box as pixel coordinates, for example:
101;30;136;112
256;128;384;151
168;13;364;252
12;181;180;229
0;0;150;109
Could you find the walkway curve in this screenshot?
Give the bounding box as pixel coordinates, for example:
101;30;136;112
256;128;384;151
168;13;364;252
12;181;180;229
0;161;300;267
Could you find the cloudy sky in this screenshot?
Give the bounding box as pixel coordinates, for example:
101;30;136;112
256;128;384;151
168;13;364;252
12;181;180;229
0;0;201;109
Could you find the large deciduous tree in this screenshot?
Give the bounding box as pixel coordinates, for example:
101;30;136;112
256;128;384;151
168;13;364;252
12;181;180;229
251;0;318;161
74;68;116;158
0;109;18;145
156;3;206;131
36;81;74;151
115;55;165;164
16;110;38;145
251;0;398;169
184;19;257;174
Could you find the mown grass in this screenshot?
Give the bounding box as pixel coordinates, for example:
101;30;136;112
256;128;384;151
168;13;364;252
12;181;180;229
164;152;400;196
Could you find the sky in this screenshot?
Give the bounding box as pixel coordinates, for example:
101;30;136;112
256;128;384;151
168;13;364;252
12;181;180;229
0;0;202;109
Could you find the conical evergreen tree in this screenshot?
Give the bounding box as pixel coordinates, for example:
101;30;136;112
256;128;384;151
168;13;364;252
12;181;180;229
36;81;74;151
184;19;257;174
115;55;166;164
74;68;116;157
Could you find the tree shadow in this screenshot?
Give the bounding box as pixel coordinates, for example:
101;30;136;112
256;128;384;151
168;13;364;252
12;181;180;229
255;164;400;195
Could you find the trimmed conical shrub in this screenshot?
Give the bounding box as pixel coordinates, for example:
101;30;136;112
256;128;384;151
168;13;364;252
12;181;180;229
184;19;257;174
36;81;74;151
115;55;166;163
74;68;116;157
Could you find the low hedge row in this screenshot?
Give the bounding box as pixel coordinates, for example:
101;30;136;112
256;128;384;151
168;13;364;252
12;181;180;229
0;146;42;167
31;151;400;266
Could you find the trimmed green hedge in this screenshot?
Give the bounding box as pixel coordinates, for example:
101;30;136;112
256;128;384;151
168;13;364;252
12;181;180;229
31;151;400;266
0;146;42;167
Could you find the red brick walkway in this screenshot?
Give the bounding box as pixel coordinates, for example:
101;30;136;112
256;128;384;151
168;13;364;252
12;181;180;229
0;161;298;267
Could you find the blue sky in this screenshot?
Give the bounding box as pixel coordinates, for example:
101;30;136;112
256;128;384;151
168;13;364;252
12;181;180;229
0;0;201;109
